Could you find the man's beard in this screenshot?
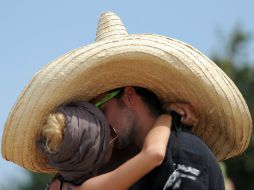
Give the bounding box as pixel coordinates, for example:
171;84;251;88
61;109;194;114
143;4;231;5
115;107;138;150
116;127;136;149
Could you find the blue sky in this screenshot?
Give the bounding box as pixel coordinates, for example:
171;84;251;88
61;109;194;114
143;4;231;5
0;0;254;188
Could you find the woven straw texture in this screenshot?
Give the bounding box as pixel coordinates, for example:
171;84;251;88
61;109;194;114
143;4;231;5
1;12;252;173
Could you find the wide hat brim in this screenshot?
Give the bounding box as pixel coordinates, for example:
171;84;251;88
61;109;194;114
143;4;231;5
1;12;252;173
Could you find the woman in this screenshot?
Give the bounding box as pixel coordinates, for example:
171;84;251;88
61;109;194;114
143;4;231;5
39;101;173;190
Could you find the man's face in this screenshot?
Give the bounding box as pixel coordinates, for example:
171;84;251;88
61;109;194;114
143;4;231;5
94;94;137;149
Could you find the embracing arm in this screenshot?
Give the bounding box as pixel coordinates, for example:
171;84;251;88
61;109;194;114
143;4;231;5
73;114;172;190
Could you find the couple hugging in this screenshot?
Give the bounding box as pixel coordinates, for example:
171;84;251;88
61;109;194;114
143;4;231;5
2;12;252;190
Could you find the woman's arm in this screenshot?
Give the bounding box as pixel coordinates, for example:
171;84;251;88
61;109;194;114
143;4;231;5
74;114;172;190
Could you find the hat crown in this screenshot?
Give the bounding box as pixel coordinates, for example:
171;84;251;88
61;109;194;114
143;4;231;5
96;12;128;41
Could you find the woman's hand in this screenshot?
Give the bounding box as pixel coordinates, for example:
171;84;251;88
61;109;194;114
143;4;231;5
163;102;199;127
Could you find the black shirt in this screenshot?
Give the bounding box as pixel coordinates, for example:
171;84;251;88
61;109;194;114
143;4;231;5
130;123;225;190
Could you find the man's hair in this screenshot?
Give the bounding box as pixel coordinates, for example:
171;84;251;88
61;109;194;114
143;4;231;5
113;87;164;116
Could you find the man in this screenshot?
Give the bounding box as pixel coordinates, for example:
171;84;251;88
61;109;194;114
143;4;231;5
92;86;225;190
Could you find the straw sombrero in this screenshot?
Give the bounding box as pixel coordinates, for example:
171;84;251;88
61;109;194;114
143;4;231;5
1;11;252;173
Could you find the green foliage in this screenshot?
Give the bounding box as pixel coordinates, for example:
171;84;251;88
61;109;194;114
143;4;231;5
17;172;53;190
213;28;254;190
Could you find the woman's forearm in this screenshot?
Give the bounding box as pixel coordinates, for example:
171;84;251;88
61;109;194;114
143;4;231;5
142;114;172;162
79;149;166;190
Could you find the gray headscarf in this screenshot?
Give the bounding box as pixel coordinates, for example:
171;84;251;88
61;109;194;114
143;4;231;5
42;102;110;185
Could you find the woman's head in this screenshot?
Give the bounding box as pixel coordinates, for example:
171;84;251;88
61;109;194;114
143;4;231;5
38;102;114;185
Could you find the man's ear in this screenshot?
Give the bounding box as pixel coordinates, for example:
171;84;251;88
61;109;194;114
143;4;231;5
123;86;136;106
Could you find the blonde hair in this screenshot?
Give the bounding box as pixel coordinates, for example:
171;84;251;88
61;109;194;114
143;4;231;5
41;112;66;153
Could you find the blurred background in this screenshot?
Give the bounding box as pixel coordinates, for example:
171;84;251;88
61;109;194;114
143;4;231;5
0;0;253;189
